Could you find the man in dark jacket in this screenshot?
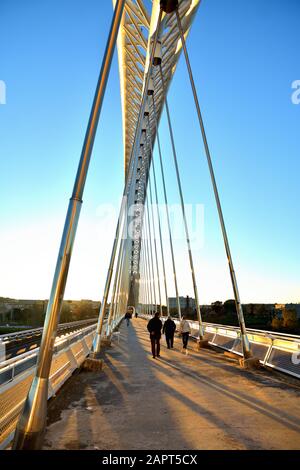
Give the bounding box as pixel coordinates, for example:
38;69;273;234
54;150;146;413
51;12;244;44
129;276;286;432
124;311;132;326
147;312;162;359
163;316;176;349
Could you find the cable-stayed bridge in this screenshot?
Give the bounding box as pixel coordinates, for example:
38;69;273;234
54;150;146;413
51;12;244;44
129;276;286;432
0;0;299;451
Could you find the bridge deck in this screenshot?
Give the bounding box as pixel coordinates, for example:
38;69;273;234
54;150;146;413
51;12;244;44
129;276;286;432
44;318;300;450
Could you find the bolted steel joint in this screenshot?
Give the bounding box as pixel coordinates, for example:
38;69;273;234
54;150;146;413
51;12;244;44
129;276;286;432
153;40;162;67
160;0;178;14
140;133;145;146
141;117;147;132
147;77;154;96
144;100;150;116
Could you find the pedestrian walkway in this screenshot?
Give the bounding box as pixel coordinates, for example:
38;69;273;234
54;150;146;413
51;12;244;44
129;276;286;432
43;318;300;450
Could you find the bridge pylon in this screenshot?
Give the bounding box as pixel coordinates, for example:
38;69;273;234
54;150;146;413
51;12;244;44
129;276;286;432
128;272;141;312
12;0;127;449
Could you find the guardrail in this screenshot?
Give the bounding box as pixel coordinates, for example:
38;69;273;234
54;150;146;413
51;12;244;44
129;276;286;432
0;318;121;449
0;318;98;362
0;318;98;342
141;315;300;379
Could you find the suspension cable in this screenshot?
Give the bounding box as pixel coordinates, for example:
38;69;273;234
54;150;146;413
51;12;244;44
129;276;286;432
141;150;155;314
146;136;163;316
115;243;126;321
148;115;169;316
150;139;170;316
93;195;127;351
106;229;126;335
140;242;146;315
95;7;164;339
113;240;126;324
139;188;149;316
143;241;149;316
148;174;162;315
142;210;152;315
175;9;251;355
158;63;204;339
151;95;181;320
143;194;154;314
145;194;157;312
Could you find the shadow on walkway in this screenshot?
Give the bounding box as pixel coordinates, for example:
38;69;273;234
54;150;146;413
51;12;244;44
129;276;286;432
44;318;300;450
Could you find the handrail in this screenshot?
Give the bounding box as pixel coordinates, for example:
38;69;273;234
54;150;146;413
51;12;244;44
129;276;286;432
0;323;97;374
151;316;300;343
0;318;98;342
140;314;300;379
0;317;122;449
201;321;300;341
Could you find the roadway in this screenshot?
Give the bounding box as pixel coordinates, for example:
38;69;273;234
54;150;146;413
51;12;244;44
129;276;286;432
0;319;97;360
43;318;300;450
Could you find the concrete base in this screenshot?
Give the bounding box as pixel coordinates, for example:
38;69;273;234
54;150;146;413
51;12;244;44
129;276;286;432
12;376;48;449
224;351;240;360
239;356;261;370
44;318;300;451
81;357;103;372
103;338;112;347
195;340;210;350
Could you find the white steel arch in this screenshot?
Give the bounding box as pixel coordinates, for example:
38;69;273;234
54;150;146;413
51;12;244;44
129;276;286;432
113;0;201;310
114;0;201;176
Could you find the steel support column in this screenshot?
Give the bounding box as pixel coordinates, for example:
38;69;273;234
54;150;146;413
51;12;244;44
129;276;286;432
175;9;252;356
12;0;126;450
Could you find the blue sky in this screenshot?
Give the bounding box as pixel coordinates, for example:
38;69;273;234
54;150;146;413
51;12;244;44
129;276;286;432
0;0;299;304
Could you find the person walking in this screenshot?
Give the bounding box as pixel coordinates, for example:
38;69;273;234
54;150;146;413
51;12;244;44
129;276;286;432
162;316;176;349
124;311;131;327
147;312;162;359
179;316;191;355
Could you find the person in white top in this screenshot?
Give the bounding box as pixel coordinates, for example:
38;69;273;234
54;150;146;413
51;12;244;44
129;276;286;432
179;316;191;354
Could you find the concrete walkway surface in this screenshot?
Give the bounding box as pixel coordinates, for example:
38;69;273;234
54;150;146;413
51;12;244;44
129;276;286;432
43;318;300;450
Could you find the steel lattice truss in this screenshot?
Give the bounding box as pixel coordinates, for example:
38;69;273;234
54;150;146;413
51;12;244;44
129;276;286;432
114;0;201;297
115;0;200;174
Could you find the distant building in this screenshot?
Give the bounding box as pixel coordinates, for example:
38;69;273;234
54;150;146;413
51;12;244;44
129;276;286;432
0;298;46;314
274;303;300;319
0;298;47;324
0;297;100;323
286;304;300;318
243;303;274;315
168;296;196;311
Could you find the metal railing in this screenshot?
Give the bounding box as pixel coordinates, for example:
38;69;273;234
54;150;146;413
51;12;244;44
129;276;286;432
0;318;98;362
2;314;299;448
0;318;121;449
141;315;300;379
0;318;98;342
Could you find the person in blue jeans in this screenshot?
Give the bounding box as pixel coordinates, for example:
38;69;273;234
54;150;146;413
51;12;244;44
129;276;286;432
163;316;176;349
147;312;162;359
124;311;132;326
179;316;191;354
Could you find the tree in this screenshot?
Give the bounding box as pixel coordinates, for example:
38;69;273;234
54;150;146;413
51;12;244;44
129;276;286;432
223;299;236;313
282;308;298;330
60;302;72;323
211;301;223;315
271;316;282;330
248;304;255;316
255;304;268;317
